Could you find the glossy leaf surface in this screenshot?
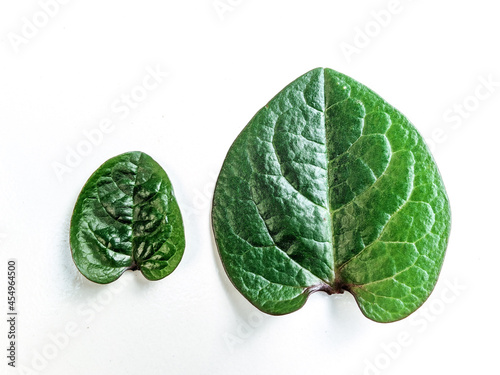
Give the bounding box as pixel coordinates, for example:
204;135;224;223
71;151;185;283
212;68;451;322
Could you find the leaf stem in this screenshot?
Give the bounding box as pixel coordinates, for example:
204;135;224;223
307;282;344;295
128;262;139;271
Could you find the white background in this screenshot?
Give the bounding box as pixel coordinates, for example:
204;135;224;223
0;1;498;374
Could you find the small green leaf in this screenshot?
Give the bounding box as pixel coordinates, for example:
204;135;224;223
212;68;451;322
70;151;185;284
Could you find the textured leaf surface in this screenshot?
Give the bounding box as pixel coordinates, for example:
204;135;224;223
71;151;185;283
212;68;451;322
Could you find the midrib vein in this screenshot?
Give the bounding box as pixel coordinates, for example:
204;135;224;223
130;151;144;266
321;68;337;285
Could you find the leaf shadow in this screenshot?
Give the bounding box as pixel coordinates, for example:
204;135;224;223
208;212;265;320
58;209;86;295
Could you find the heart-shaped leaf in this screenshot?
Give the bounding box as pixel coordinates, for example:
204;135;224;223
212;68;451;322
70;151;185;284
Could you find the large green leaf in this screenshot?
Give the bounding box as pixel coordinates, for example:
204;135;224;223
70;151;185;284
212;68;451;322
